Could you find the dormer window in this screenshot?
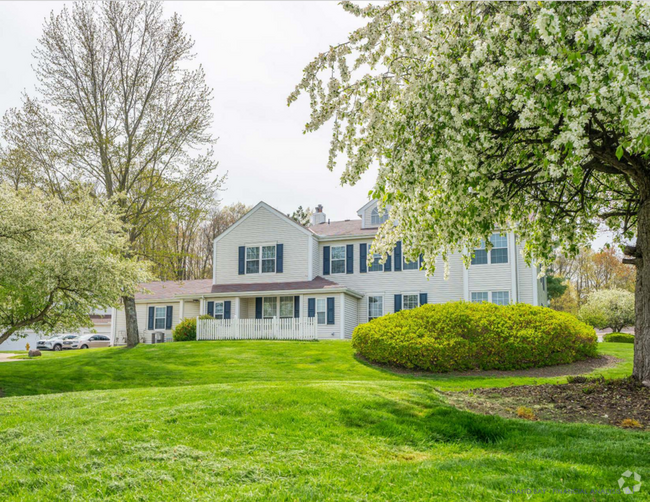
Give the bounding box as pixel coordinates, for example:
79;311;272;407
370;207;388;226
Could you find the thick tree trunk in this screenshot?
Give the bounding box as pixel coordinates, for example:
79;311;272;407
122;295;140;348
633;199;650;383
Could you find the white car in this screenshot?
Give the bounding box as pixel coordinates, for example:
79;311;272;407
67;334;112;350
36;334;79;352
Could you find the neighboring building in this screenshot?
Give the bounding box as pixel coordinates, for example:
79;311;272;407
112;200;548;343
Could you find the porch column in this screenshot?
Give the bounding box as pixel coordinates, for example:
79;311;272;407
339;293;345;339
235;297;241;319
179;299;185;321
199;297;205;315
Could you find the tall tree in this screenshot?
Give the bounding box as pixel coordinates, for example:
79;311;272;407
0;184;149;344
291;2;650;381
2;2;220;347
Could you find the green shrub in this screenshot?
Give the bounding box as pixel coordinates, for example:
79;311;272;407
352;302;597;372
172;315;213;342
604;332;635;343
578;289;634;332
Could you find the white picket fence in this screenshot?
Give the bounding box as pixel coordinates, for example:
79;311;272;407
197;317;318;341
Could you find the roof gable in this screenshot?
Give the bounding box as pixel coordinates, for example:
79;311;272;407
214;201;313;245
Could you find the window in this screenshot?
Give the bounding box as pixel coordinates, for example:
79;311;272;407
471;292;489;303
471;233;508;265
246;244;276;274
154;306;167;329
368;296;383;321
471;241;488;265
492;291;510;305
490;234;508;264
331;245;346;274
280;296;294;318
213;302;224;320
368;253;383;272
246;246;260;274
403;257;419;270
316;298;327;325
263;297;277;319
403;294;419;310
370;207;389;226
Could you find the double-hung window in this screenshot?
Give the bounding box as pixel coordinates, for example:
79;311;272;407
368;296;383;321
280;296;294;318
403;294;419;310
490;234;508;264
316;298;327;325
154;306;167;329
246;244;276;274
492;291;510;305
403;257;419;270
213;302;224;320
263;297;277;319
331;245;346;274
471;292;489;303
368;253;383;272
471;233;508;265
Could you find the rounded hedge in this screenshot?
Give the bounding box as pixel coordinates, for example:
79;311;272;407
604;332;634;343
172;315;213;342
352;302;597;372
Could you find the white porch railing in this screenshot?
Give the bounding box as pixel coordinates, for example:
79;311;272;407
197;317;318;341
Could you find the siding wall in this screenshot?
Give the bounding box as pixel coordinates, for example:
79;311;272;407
215;206;311;285
343;294;358;339
300;293;340;339
114;301;180;343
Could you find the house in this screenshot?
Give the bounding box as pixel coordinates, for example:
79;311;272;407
111;200;548;343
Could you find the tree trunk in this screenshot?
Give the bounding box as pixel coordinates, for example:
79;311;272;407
633;199;650;383
122;295;140;348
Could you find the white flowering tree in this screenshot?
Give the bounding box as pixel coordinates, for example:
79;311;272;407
290;2;650;381
0;184;149;345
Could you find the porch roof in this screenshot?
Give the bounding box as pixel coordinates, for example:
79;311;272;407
136;276;363;301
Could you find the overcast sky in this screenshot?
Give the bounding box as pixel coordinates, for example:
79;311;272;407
0;1;376;222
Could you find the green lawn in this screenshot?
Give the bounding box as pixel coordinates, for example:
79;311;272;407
0;342;646;501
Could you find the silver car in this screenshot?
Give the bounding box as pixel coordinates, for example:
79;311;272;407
36;334;79;352
68;334;112;350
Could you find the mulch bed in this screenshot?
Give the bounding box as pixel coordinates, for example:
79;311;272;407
447;377;650;430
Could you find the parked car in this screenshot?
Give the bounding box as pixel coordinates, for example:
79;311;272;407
36;334;79;352
68;334;112;349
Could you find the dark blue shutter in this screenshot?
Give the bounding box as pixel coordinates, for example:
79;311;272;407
207;301;214;317
238;246;245;275
394;294;402;313
327;297;335;325
360;243;367;273
346;244;354;274
165;306;173;330
418;254;424;269
323;246;330;275
384;253;392;272
307;298;316;318
276;244;283;273
148;306;154;330
255;297;263;319
419;293;428;306
394;241;402;271
224;301;231;320
294;296;300;318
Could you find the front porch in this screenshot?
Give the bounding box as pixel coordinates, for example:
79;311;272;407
197;317;317;340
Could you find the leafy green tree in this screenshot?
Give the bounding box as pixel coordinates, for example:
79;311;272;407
291;2;650;381
0;184;149;344
579;289;635;333
2;2;221;347
547;275;568;301
289;206;312;227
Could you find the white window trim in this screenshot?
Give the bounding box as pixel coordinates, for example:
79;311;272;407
370;207;388;226
260;295;296;319
402;256;419;271
469;291;511;305
245;242;277;275
316;298;327;325
470;291;489;303
471;233;509;266
368;252;383;272
279;296;294;319
154;306;167;330
402;292;420;310
367;294;384;321
262;297;278;319
330;245;346;275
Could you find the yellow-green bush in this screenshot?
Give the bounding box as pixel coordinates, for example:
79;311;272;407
604;332;634;343
352;302;597;372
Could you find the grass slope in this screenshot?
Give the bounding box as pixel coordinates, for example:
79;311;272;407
0;342;646;501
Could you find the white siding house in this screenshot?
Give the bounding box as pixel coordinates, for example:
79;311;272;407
113;200;548;343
